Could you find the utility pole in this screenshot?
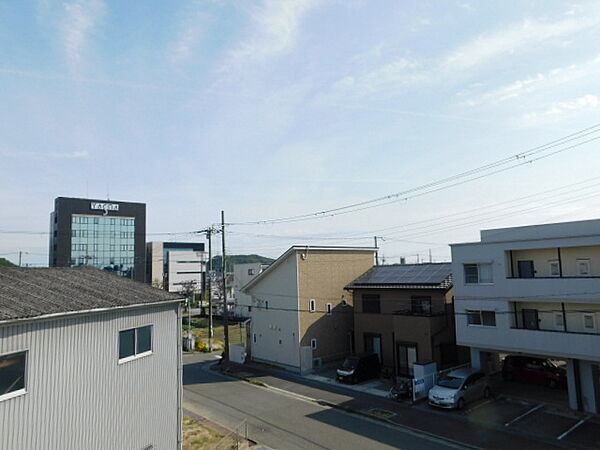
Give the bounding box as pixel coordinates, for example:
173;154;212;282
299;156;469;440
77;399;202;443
18;251;22;267
207;228;213;351
221;211;230;361
374;236;379;266
429;249;432;263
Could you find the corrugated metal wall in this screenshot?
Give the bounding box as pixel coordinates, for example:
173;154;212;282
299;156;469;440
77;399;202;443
0;303;180;450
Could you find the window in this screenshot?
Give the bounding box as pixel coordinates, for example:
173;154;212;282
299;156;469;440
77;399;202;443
549;260;560;277
555;313;564;328
119;325;153;362
265;301;269;310
577;259;591;276
253;334;256;343
584;314;595;330
311;338;317;350
309;299;316;312
248;268;255;276
467;310;496;326
0;351;27;401
326;303;332;316
362;294;381;313
464;263;493;284
411;296;432;315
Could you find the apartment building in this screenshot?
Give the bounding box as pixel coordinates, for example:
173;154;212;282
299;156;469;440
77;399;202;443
451;219;600;413
146;242;206;294
242;246;376;373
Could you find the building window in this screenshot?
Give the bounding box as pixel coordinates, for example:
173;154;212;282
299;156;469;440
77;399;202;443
309;299;316;312
265;301;269;310
326;303;332;316
584;314;595;330
311;339;317;350
577;259;591;276
411;296;432;315
248;268;255;276
119;325;153;362
0;351;27;401
467;310;496;326
362;294;381;313
253;334;256;343
464;263;493;284
549;260;560;277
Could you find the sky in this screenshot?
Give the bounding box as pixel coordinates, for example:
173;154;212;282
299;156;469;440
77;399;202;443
1;0;600;267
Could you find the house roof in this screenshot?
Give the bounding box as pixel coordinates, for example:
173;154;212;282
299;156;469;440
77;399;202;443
346;263;452;290
241;245;377;293
0;267;182;323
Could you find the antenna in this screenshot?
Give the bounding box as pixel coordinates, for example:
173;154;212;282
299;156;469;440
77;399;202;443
106;184;110;201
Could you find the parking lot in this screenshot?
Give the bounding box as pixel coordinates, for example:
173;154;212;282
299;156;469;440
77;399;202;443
425;377;600;448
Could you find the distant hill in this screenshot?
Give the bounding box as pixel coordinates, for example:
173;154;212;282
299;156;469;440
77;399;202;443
0;257;16;267
211;254;274;273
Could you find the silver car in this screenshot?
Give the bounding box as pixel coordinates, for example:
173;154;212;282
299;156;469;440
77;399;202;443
428;368;490;409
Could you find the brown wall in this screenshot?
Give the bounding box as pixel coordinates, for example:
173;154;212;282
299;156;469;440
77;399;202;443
298;250;375;363
353;288;464;373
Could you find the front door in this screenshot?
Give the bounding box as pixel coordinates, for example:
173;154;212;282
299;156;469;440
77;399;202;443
518;260;535;278
364;334;382;362
397;343;418;376
522;309;539;330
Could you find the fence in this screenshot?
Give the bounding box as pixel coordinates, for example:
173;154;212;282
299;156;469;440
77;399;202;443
214;420;249;450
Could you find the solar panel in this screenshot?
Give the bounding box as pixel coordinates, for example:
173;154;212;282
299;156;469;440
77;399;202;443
354;263;451;285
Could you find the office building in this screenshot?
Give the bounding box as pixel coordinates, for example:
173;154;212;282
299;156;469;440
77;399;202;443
146;242;206;293
49;197;146;282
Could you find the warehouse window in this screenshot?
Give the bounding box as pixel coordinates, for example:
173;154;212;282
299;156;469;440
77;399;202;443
0;351;27;401
119;325;153;362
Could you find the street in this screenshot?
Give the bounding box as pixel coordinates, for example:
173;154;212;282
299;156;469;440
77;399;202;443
183;354;465;450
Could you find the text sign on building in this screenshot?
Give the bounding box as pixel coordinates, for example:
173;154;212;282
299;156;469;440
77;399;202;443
90;202;120;215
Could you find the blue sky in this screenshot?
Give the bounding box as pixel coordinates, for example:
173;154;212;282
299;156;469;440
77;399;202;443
2;0;600;266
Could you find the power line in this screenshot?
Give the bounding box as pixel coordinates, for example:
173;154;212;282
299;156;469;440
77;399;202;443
225;123;600;226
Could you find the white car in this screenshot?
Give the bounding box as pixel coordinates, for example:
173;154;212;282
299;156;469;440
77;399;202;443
428;368;490;409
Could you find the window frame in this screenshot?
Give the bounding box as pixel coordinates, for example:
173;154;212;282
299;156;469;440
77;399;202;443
464;263;493;284
310;338;317;350
577;259;591;276
466;310;496;327
548;260;560;277
583;313;595;331
326;303;332;316
309;299;316;313
0;350;28;402
118;325;154;364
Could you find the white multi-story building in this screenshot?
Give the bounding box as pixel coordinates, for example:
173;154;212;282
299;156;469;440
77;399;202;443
451;219;600;413
146;242;207;294
232;263;269;317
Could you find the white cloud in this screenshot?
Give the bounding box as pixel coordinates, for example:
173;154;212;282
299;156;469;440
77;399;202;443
465;55;600;106
522;94;599;124
445;14;600;71
223;0;320;69
61;0;105;74
0;148;90;159
168;10;210;65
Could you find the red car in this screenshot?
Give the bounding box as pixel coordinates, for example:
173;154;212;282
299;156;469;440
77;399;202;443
502;356;567;388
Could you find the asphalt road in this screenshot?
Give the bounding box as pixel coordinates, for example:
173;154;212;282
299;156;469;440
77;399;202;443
183;354;464;450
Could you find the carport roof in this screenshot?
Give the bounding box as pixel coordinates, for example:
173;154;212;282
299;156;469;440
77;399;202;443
0;267;182;323
346;263;452;290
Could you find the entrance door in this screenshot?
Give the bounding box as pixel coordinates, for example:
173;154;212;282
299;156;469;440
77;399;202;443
364;333;382;362
522;309;539;330
518;260;535;278
397;343;418;376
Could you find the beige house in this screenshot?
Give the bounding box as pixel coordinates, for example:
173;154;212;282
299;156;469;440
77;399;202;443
242;246;376;373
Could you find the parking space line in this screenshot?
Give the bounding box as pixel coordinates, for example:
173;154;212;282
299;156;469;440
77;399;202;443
465;398;495;414
504;403;545;427
557;417;589;440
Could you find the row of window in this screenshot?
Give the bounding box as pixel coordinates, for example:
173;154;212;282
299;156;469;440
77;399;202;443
72;216;134;226
72;230;135;239
361;295;433;315
71;243;134;252
0;325;153;403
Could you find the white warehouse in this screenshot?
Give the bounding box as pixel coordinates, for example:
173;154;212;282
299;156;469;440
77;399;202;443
0;267;183;449
451;219;600;413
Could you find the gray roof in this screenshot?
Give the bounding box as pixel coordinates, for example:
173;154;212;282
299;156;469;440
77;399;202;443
346;263;452;290
0;267;182;322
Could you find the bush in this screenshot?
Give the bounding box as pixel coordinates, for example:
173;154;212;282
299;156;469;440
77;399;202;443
196;341;211;353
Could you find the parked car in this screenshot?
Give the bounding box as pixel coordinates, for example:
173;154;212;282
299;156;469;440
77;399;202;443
502;355;567;388
428;368;490;409
336;353;380;384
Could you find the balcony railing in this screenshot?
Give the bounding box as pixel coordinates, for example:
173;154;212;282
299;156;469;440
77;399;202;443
392;309;446;317
510;325;600;336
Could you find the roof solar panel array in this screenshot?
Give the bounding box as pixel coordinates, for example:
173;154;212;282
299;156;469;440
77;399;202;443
350;263;452;286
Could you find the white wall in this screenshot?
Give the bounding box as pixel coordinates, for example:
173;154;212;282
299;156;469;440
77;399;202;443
167;250;206;293
247;254;300;370
233;263;268;317
0;303;180;450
